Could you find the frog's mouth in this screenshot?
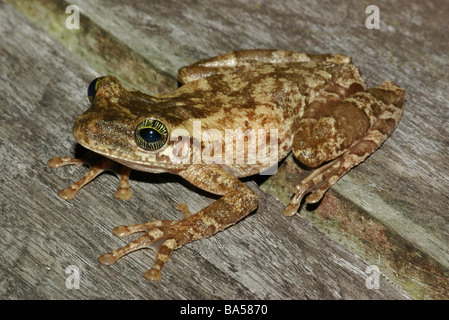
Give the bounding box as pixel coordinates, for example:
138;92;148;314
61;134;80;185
73;134;175;173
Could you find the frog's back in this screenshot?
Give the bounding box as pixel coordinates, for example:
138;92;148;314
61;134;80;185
155;60;364;155
169;61;356;125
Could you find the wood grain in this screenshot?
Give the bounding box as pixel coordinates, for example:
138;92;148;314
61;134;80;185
3;0;447;299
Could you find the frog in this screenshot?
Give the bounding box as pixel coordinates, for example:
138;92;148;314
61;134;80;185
48;49;405;281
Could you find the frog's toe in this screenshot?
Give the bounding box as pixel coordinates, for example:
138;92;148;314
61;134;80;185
112;220;177;237
175;203;193;218
47;156;83;168
114;188;132;200
58;185;79;200
98;252;116;265
283;203;300;217
305;187;329;204
113;165;132;200
283;179;316;216
144;268;162;281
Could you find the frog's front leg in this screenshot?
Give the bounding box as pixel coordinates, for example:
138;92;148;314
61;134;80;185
47;152;132;200
98;164;258;281
284;81;405;216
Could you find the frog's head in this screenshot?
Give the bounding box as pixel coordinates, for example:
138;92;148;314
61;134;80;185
73;76;192;173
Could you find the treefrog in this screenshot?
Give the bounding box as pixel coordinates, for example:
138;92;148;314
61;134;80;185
48;49;405;281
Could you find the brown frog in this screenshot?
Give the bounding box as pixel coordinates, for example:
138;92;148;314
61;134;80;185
48;49;405;281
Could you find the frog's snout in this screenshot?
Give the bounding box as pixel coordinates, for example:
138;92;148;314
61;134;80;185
72;113;97;146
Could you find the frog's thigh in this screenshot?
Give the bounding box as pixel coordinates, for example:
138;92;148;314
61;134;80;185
293;81;404;168
285;81;404;214
178;49;351;84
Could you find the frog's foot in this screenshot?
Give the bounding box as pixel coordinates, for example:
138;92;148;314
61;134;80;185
47;152;132;200
285;123;390;217
283;158;344;216
98;204;194;281
285;127;389;217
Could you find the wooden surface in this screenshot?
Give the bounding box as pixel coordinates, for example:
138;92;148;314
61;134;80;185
2;0;447;299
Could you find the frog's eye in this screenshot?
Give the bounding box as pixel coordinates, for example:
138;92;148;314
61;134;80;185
135;119;168;151
87;77;105;102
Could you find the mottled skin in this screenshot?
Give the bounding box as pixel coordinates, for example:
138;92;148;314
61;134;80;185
48;49;405;281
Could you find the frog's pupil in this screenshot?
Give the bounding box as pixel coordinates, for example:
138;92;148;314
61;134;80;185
140;128;161;143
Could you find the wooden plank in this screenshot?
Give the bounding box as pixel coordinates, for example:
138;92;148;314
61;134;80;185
22;0;448;299
0;1;411;299
53;0;449;299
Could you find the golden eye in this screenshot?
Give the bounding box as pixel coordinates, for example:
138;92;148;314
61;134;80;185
135;119;168;151
87;77;105;102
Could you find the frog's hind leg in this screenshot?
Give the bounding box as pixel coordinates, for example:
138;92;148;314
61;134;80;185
285;81;405;216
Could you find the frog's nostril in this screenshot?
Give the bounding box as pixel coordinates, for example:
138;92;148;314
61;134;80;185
87;123;98;134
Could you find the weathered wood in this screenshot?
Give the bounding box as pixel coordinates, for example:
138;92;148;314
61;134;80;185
2;0;446;299
0;1;408;299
